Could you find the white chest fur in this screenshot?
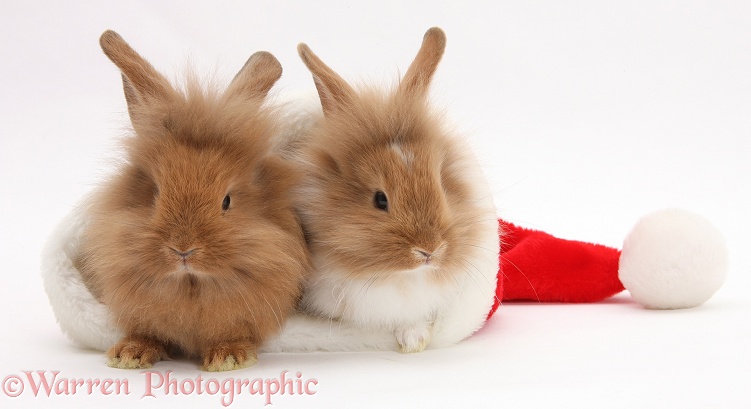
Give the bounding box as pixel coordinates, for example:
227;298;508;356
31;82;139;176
300;261;460;330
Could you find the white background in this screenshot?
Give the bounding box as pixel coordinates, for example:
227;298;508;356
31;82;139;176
1;1;749;408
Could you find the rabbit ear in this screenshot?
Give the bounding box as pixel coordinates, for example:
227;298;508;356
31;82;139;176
99;30;174;118
398;27;446;98
226;51;282;100
297;43;355;117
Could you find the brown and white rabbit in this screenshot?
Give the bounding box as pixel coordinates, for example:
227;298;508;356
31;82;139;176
75;31;311;371
288;27;500;353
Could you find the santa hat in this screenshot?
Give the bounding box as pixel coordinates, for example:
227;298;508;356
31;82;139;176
492;208;728;315
41;203;728;353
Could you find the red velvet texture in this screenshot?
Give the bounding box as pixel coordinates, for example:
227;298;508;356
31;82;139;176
487;220;625;319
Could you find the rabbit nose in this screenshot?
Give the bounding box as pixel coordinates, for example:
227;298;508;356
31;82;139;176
412;242;446;265
170;247;197;259
413;248;435;264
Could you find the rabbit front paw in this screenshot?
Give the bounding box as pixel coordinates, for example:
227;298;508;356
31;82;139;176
395;323;432;353
107;335;168;369
202;340;258;372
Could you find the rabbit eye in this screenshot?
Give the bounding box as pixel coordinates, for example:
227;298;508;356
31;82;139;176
222;194;231;211
373;191;388;211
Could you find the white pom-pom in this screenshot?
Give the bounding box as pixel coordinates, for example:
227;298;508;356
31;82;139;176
618;208;728;309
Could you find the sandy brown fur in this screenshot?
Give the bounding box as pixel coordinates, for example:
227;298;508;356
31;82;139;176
77;31;310;370
293;28;485;286
297;91;479;282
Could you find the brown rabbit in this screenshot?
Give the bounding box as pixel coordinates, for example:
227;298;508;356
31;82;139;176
76;31;310;371
289;28;500;353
